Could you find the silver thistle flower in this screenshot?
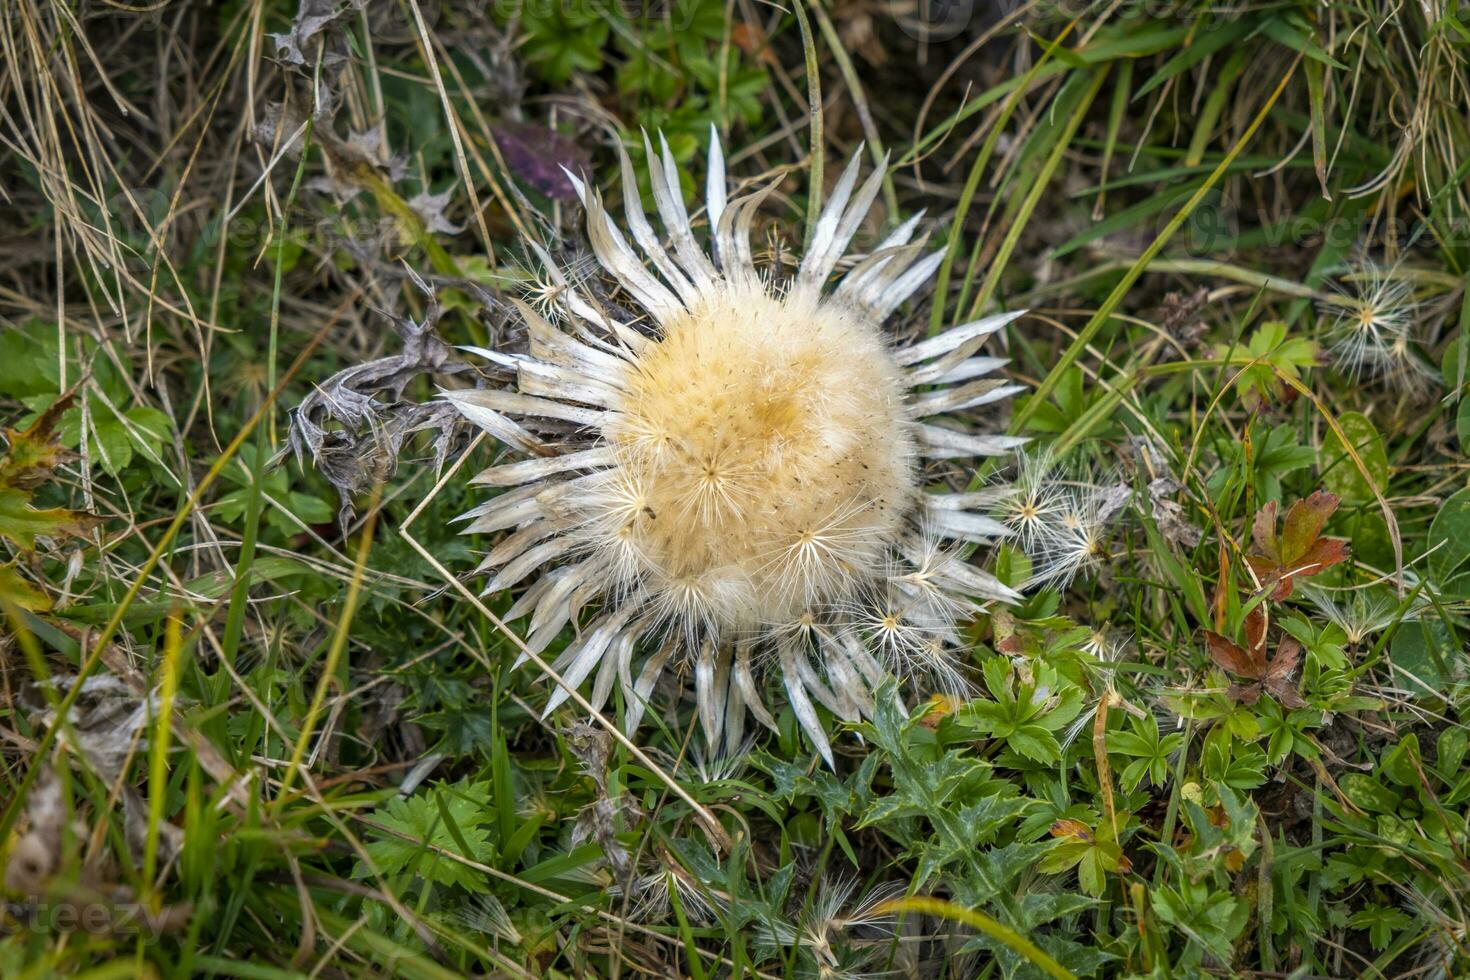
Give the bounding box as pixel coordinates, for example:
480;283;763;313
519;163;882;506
444;129;1026;765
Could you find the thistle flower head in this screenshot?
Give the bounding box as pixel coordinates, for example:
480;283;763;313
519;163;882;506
445;129;1026;764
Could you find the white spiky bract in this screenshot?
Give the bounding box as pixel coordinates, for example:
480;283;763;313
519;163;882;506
445;128;1026;765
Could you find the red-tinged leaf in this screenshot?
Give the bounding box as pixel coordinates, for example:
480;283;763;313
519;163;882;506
1246;491;1351;599
1295;536;1350;578
1252;500;1279;559
1238;637;1307;708
1265;637;1302;682
1265;639;1308;708
730;22;779;65
1228;682;1263;705
1269;573;1296;601
1244;554;1278;584
1205;631;1261;678
1213;544;1231;632
1281;490;1338;562
1243;607;1268;664
1051;819;1094;842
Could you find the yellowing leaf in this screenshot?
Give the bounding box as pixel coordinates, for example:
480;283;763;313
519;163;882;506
0;389;97;551
0;488;92;550
0;563;50;611
0;392;73;488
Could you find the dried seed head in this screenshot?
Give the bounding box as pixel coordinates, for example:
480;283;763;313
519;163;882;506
598;285;915;629
1318;262;1433;386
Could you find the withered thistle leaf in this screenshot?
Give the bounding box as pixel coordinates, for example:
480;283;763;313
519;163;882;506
279;272;485;530
269;0;363;71
408;187;465;236
1149;477;1202;548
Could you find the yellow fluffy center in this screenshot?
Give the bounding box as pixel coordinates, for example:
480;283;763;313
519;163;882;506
603;284;915;629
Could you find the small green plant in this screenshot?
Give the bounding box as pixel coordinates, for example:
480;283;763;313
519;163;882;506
357;779;497;891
